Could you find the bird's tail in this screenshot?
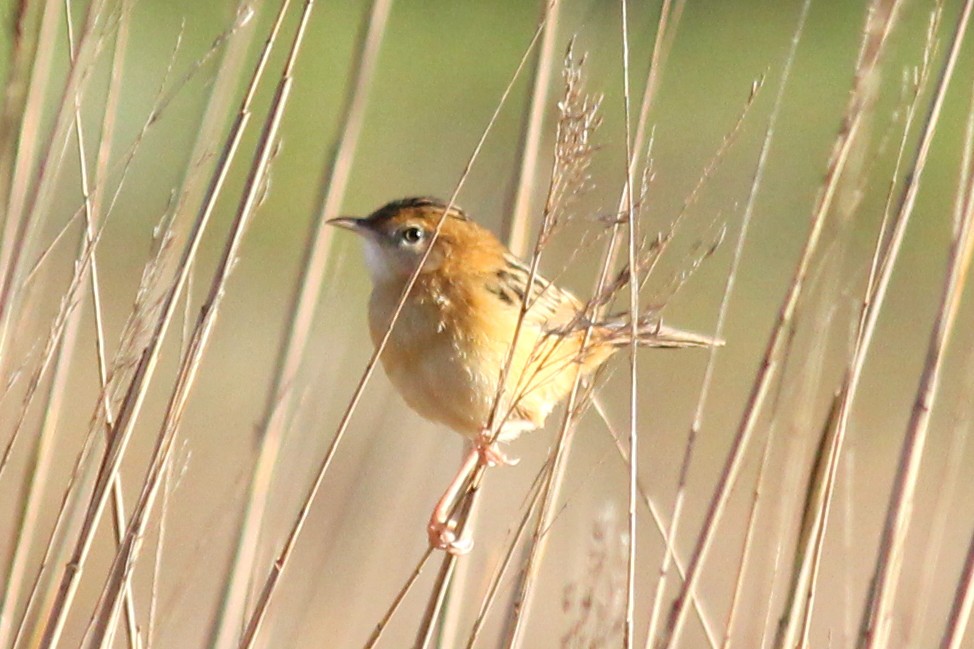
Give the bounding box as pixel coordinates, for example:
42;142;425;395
598;314;722;349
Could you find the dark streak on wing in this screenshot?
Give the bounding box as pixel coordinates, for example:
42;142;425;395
485;282;515;306
492;253;582;330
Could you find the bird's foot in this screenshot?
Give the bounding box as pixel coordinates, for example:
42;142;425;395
473;428;519;467
427;513;473;555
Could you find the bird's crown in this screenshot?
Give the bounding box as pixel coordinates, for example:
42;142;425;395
366;197;469;226
327;196;504;282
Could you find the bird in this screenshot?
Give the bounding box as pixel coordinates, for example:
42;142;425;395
328;197;717;554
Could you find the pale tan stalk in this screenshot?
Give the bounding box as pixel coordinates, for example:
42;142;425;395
917;305;974;643
503;329;588;648
755;275;842;649
635;75;762;298
473;414;709;646
645;3;813;646
748;241;843;649
0;1;44;233
437;5;564;646
0;0;106;386
722;435;773;649
601;0;679;278
0;316;78;646
144;270;195;646
21;7;254;290
506;4;683;643
210;2;393;646
0;4;130;612
774;7;932;647
62;2;140;645
32;2;289;644
0;0;88;472
146;455;176;647
362;549;435;649
461;461;552;649
473;53;601;649
537;72;764;649
652;0;908;642
238;18;547;649
0;225;112;485
619;2;640;646
414;539;464;649
858;6;974;644
874;26;957;644
0;0;59;292
0;224;103;648
738;250;843;649
939;509;974;649
78;3;316;641
879;177;974;648
502;0;561;257
595;396;719;648
5;225;104;649
12;9;252;648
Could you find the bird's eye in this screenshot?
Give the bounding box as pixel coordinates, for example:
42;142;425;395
401;226;424;244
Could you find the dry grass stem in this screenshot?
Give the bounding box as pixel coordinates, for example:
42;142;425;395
919;191;974;646
461;460;553;648
439;6;563;640
720;434;772;649
242;16;548;649
858;3;974;643
592;396;719;648
631;78;761;300
940;527;974;649
0;0;59;301
644;2;812;646
63;2;140;645
599;0;681;280
776;7;941;645
654;0;907;643
31;2;287;644
503;0;561;257
506;1;684;638
211;1;393;645
0;2;44;220
0;0;107;386
0;3;967;648
362;548;435;649
618;2;641;646
492;29;691;642
486;46;604;649
80;0;314;638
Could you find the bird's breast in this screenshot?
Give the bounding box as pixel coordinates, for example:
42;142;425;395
368;281;498;437
365;277;588;439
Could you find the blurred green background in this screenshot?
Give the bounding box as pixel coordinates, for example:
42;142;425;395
3;0;974;647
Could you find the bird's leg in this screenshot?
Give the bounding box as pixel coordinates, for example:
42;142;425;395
427;428;519;554
428;446;479;554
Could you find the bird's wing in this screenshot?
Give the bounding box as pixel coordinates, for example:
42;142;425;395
488;253;583;332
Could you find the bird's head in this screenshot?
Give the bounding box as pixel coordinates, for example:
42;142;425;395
328;197;499;284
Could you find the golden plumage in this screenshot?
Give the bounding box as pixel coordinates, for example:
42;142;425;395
329;197;715;552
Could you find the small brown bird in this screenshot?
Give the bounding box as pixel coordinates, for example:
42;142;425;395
329;197;715;553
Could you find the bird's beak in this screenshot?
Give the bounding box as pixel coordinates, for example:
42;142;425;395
326;216;368;234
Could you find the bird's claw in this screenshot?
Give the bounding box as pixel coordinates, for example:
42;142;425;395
474;429;519;467
428;517;473;555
